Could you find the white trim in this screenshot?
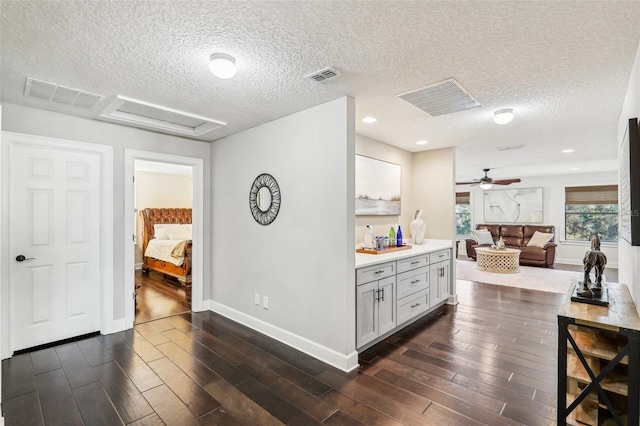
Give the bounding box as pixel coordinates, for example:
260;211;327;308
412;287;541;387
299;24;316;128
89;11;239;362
1;131;114;354
134;262;143;270
123;149;204;330
208;300;359;373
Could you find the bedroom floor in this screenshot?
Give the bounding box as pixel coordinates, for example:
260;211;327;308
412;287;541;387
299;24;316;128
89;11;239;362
135;270;191;324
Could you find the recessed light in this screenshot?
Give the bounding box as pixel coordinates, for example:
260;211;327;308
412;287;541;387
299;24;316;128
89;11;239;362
362;116;377;124
562;149;575;153
493;108;514;125
416;140;428;145
571;167;580;171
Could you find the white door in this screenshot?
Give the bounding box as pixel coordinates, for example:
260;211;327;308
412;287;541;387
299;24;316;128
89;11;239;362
10;143;101;351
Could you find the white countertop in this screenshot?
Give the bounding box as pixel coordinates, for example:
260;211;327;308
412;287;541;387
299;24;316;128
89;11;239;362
355;239;453;268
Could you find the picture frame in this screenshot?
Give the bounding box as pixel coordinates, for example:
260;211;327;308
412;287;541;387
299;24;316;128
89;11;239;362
355;155;401;216
484;187;543;223
619;117;640;245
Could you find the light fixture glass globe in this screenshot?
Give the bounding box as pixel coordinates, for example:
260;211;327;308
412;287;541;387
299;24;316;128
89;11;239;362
209;53;237;79
479;182;493;190
493;108;514;125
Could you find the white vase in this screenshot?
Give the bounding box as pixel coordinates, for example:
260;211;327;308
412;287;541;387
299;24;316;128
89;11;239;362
410;210;426;245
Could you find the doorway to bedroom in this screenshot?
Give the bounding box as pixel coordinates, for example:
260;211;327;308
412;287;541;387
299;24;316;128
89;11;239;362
133;159;193;324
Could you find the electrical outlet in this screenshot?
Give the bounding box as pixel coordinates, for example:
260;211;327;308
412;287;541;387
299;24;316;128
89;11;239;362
254;293;260;305
263;296;269;309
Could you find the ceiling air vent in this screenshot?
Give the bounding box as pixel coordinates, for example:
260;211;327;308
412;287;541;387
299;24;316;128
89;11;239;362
97;95;226;140
497;144;525;151
24;77;104;110
305;67;341;82
396;78;480;117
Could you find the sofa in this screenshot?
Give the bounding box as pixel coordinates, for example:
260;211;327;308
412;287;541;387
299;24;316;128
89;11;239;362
465;224;557;267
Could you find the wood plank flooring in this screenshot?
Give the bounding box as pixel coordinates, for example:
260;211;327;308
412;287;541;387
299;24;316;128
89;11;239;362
135;270;191;324
2;279;565;425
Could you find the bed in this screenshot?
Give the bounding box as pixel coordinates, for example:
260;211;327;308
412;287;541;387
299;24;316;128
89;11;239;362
141;208;192;286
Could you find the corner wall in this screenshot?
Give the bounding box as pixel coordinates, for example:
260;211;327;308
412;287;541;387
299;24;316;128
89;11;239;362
618;40;640;312
211;97;357;371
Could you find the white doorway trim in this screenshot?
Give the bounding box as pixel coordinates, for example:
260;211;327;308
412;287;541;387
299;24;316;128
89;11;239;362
1;131;113;357
123;149;204;327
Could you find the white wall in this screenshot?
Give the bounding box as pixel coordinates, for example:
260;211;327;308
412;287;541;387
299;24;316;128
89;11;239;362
618;40;640;311
458;171;619;266
355;134;413;244
211;97;357;371
1;103;212;322
135;170;193;264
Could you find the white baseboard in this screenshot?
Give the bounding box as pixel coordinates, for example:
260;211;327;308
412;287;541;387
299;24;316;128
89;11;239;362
102;318;127;335
207;300;359;372
135;263;143;270
556;258;618;269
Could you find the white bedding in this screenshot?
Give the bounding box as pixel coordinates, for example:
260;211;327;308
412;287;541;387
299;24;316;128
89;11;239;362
144;239;187;266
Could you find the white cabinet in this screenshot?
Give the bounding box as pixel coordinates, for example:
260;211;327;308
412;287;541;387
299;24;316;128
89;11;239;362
356;262;396;348
429;249;451;306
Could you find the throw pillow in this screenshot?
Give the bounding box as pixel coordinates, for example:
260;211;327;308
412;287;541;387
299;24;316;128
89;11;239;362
154;227;169;240
165;224;192;241
527;231;554;248
472;229;494;245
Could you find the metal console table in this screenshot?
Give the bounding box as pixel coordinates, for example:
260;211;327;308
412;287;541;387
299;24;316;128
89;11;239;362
557;282;640;425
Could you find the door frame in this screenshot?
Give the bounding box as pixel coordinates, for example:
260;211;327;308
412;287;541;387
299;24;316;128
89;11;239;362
123;149;204;327
1;131;114;358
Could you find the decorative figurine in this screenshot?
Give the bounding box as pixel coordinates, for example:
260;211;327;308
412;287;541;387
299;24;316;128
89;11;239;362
410;210;426;244
496;236;505;249
576;233;607;298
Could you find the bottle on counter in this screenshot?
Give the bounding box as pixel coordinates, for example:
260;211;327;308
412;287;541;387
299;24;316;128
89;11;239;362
397;225;403;247
388;226;396;247
364;225;374;248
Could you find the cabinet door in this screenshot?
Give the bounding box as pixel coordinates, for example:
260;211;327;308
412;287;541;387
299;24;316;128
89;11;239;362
429;263;441;306
377;276;396;336
356;281;378;348
439;261;450;302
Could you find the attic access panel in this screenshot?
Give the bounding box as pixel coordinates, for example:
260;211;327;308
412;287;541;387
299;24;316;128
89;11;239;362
97;95;226;140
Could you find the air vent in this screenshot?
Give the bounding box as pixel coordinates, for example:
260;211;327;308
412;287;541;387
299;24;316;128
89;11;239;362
24;78;103;110
396;78;480;117
497;144;525;151
305;67;341;82
97;95;226;140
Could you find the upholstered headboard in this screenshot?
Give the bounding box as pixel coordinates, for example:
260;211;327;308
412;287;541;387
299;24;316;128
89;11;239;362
141;208;192;249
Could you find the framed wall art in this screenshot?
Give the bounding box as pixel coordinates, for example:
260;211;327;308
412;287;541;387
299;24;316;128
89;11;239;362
355;155;401;216
619;117;640;245
484;187;543;223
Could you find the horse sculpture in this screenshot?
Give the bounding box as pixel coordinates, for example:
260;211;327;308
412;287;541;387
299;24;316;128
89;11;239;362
577;233;607;298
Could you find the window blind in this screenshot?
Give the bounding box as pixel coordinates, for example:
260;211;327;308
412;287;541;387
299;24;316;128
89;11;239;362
456;192;470;204
565;185;618;205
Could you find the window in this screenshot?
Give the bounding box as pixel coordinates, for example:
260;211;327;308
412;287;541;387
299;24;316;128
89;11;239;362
456;192;471;236
565;185;618;242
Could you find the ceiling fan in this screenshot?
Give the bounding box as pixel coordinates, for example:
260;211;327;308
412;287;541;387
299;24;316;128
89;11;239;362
456;168;521;189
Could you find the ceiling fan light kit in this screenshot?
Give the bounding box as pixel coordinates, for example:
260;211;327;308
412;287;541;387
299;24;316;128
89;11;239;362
209;53;237;79
493;108;514;125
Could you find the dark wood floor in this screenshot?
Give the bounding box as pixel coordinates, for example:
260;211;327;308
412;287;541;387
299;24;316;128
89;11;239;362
2;279;565;425
135;270;191;324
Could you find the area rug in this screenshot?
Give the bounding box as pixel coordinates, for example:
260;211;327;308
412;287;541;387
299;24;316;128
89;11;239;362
455;259;585;294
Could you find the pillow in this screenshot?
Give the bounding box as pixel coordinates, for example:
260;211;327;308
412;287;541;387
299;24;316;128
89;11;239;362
154;227;169;240
472;229;494;245
527;231;554;248
165;224;192;241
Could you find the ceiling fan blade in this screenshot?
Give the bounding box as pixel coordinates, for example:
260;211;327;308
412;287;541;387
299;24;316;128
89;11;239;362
493;178;521;185
456;181;480;185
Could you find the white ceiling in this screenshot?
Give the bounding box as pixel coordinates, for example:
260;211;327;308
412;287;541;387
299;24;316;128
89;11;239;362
2;1;640;182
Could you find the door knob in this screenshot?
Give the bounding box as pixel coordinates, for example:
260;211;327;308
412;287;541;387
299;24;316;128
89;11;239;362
15;255;35;262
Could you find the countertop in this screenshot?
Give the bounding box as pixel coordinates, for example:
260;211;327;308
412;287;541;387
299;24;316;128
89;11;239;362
355;239;453;268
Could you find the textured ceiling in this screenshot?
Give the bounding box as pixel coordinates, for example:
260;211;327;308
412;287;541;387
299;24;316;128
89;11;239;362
2;1;640;181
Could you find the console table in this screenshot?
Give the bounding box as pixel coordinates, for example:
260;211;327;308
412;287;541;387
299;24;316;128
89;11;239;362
557;282;640;425
475;247;520;273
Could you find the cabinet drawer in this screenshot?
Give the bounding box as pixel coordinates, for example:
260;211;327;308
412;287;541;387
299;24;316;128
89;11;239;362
356;261;395;285
397;289;429;325
430;249;450;263
397;254;429;273
397;266;429;299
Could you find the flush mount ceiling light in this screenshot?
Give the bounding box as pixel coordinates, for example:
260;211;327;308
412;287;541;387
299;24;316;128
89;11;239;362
362;116;377;123
416;140;428;145
562;149;575;153
493;108;514;125
209;53;237;79
479;182;493;190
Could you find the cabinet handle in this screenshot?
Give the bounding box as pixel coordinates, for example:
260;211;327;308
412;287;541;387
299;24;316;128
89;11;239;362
374;270;385;275
411;279;420;285
380;288;385;301
411;303;420;308
411;261;420;265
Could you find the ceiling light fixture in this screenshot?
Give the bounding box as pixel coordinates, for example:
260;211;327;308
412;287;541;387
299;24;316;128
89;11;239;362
209;53;237;79
416;140;428;145
362;116;377;124
479;182;493;190
562;149;575;153
493;108;514;125
571;167;580;171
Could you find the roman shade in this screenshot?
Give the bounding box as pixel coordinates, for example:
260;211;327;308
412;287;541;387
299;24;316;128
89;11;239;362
456;192;470;204
565;185;618;205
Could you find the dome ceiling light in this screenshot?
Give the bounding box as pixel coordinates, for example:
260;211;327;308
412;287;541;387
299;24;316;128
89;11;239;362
493;108;515;125
209;53;237;79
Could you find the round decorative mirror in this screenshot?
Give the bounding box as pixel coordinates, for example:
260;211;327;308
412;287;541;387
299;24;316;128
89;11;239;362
249;173;281;225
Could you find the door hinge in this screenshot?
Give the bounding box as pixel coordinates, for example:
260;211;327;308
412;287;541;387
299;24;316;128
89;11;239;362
132;234;136;242
132;176;135;183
